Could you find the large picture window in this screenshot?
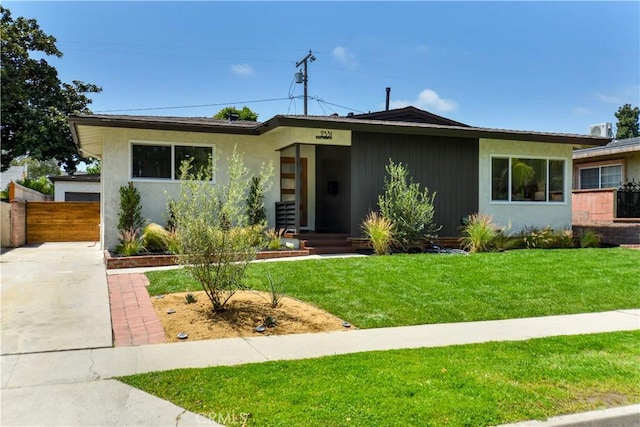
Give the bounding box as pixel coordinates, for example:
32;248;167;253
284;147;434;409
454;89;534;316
578;164;622;189
131;142;213;180
491;157;565;203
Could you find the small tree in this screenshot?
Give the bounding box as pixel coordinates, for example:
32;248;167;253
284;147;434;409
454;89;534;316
117;182;144;231
171;146;272;312
378;159;440;251
246;175;268;226
615;104;640;139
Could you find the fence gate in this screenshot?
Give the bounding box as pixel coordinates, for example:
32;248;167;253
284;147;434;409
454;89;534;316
26;202;100;243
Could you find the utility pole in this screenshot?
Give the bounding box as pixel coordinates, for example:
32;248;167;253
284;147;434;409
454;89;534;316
295;50;316;115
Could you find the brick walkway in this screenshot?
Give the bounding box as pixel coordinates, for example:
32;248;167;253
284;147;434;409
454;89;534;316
107;274;166;347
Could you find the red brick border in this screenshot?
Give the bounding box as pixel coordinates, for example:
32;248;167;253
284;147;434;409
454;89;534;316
104;249;310;269
107;274;166;346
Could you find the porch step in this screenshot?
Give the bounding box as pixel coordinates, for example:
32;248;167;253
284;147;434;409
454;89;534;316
296;233;357;255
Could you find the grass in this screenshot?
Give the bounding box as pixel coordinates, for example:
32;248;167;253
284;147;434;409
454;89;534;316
146;248;640;328
119;331;640;426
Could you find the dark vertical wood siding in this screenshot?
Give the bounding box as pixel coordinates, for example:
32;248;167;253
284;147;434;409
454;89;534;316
351;132;479;237
315;145;351;233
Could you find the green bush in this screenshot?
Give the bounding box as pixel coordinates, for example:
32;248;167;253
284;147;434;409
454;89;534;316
378;159;440;251
17;176;53;196
460;213;498;253
246;175;267;226
361;211;396;255
579;229;602;248
265;228;284;250
142;223;170;253
115;228;143;256
118;182;145;231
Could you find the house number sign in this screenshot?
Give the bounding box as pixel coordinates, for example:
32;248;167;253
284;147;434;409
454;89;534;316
315;130;333;140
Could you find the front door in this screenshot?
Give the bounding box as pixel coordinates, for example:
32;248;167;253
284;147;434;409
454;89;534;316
316;146;351;233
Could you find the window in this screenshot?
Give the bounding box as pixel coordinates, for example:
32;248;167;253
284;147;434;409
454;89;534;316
131;142;213;180
491;157;565;202
579;164;622;189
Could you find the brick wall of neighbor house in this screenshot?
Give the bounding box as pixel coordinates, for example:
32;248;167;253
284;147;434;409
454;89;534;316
10;201;26;247
572;189;615;225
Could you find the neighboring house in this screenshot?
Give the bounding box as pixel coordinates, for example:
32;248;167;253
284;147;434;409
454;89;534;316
0;165;28;190
68;107;609;250
49;174;101;202
572;136;640;244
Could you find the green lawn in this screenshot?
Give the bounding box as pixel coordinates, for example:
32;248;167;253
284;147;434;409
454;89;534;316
146;248;640;328
120;331;640;427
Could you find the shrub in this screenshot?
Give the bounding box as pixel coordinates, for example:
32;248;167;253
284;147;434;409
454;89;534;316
171;146;272;312
118;182;145;231
17;176;54;196
265;228;284;250
579;229;602;248
246;175;268;227
460;213;498;253
378;159;440;251
361;211;396;255
142;223;170;253
548;229;575;249
115;228;143;256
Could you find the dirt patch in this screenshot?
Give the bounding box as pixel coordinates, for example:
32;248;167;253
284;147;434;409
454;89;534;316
151;291;352;342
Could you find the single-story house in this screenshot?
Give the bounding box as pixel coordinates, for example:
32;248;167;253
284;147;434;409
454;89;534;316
68;107;609;250
49;173;101;202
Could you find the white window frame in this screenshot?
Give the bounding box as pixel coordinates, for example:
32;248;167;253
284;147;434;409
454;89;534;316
578;162;623;189
490;155;567;204
129;140;215;183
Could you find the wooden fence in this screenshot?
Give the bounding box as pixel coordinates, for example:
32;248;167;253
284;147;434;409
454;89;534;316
26;202;100;243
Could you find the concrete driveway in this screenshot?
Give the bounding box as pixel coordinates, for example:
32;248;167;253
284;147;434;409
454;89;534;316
1;242;112;355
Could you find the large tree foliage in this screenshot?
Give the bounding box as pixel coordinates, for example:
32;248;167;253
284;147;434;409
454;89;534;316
614;104;639;139
0;7;102;173
213;106;259;121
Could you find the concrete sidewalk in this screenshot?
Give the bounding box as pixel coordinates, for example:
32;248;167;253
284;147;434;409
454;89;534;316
3;309;639;388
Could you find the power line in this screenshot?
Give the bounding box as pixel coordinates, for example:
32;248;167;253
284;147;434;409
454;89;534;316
94;97;293;113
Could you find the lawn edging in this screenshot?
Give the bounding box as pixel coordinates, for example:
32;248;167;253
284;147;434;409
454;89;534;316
104;249;310;269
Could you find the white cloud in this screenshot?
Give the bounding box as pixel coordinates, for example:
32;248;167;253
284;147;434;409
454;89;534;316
231;64;254;76
390;89;458;113
332;46;357;68
596;92;621;104
574;107;591;115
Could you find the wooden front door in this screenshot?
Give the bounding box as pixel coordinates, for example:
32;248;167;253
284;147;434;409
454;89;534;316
280;157;308;226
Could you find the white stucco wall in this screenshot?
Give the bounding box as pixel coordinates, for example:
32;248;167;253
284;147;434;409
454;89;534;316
479;139;573;233
625;152;640;182
99;125;350;249
101;128;284;249
53;181;100;201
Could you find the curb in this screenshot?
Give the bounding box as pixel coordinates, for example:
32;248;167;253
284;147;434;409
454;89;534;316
498;404;640;427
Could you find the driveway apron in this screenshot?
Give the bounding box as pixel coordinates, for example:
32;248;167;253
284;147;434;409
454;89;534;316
1;242;112;355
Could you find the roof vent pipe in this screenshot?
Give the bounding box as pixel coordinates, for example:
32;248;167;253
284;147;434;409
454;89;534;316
385;87;391;111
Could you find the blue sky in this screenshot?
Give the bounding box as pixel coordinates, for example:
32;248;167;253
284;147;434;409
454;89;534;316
5;1;640;135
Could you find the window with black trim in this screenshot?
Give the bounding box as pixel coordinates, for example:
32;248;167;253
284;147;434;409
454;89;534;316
491;157;565;202
578;164;622;189
131;143;213;180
